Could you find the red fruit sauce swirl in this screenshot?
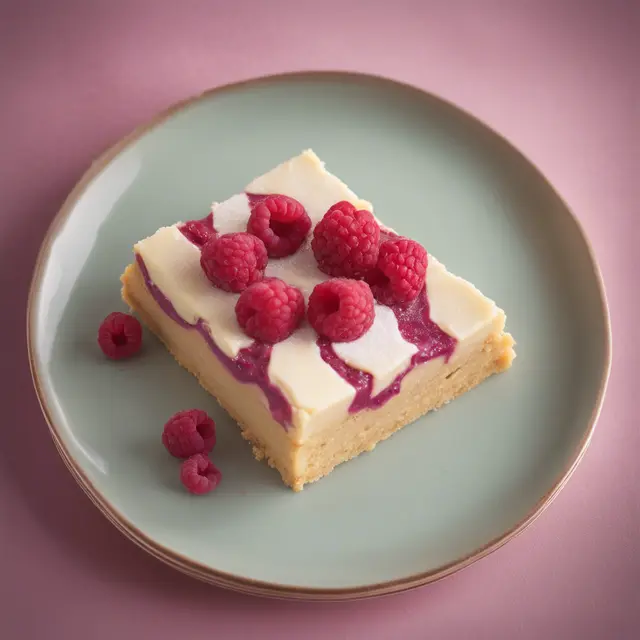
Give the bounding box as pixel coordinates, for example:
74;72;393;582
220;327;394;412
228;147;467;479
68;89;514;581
164;202;456;422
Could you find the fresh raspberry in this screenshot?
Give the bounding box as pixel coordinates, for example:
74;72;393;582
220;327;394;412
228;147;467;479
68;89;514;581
311;201;380;278
367;238;428;305
200;232;268;293
308;278;374;342
97;312;142;359
179;213;217;247
247;195;311;258
162;409;216;458
180;453;222;495
235;278;305;343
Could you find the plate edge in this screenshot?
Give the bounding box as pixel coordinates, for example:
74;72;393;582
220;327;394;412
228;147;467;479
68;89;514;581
25;70;613;600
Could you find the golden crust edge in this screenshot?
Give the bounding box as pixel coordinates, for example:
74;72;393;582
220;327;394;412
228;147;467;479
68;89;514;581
121;262;515;492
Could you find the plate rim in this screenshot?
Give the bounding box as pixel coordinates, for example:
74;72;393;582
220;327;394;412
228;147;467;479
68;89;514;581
26;70;612;600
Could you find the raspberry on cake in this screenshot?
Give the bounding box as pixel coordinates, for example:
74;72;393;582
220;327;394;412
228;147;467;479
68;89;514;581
200;232;268;293
312;200;380;278
367;237;428;305
247;195;311;258
307;279;374;342
121;150;515;491
235;278;305;343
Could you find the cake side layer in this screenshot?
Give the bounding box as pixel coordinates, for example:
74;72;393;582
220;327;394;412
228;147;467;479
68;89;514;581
135;254;294;426
122;261;515;491
121;263;305;481
134;243;509;438
295;330;515;490
134;225;505;430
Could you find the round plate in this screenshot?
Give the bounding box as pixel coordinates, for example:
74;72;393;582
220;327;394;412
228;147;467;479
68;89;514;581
28;72;610;600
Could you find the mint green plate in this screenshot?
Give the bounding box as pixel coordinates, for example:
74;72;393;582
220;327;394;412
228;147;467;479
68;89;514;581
28;72;610;600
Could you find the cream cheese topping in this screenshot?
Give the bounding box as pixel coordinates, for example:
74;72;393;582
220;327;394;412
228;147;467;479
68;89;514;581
134;226;252;358
246;150;373;222
333;306;418;396
134;150;503;427
426;257;501;342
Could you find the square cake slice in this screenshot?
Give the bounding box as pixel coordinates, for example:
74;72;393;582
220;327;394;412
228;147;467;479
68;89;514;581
121;150;515;491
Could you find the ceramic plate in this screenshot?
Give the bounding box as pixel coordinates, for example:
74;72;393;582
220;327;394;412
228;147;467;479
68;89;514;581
28;72;610;600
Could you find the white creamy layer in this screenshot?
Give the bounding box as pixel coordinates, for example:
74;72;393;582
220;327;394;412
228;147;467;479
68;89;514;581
134;150;505;430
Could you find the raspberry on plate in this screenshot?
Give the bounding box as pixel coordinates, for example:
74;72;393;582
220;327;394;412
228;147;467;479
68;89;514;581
180;453;222;495
308;278;374;342
97;312;143;359
247;195;311;258
311;201;380;278
200;232;268;293
179;213;217;247
367;237;428;305
235;278;305;343
162;409;216;458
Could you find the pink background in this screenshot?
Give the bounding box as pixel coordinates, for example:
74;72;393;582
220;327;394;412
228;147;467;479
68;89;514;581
1;1;637;638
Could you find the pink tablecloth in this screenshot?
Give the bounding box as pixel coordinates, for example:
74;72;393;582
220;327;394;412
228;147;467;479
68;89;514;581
1;1;637;638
